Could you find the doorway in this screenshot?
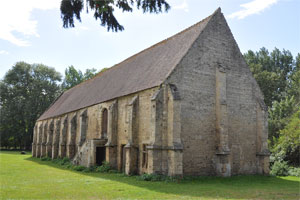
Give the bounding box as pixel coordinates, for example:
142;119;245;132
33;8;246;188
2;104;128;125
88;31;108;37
96;147;106;166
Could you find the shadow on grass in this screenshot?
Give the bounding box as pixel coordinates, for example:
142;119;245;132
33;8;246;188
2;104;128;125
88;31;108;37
0;150;31;155
25;156;299;199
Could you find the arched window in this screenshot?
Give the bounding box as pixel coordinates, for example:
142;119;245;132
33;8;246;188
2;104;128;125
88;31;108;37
101;108;108;138
79;110;87;145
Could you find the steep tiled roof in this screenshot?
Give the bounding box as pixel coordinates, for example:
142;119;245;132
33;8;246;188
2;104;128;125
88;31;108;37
38;8;220;121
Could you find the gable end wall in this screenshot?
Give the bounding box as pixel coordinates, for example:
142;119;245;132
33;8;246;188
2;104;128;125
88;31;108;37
166;10;268;175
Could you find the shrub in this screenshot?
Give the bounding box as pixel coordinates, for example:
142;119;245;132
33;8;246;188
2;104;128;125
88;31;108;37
96;161;111;173
41;157;51;161
61;157;71;165
73;165;86;171
288;167;300;177
65;163;74;169
52;158;60;164
137;174;168;181
51;157;72;166
270;161;290;176
83;166;96;173
137;173;183;182
270;109;300;166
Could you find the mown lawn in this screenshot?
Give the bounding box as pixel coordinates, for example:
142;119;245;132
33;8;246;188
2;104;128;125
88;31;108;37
0;151;299;200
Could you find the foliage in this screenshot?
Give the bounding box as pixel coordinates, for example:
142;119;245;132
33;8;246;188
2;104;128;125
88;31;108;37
271;109;300;166
100;67;109;73
96;161;111;172
136;173;179;182
61;65;98;90
244;48;299;169
288;167;300;177
0;62;62;150
268;96;297;144
52;157;72;167
244;47;296;108
287;53;300;103
40;156;113;173
40;156;52;161
270;161;300;177
270;161;290;176
83;166;97;172
61;157;71;164
60;0;170;31
73;165;87;171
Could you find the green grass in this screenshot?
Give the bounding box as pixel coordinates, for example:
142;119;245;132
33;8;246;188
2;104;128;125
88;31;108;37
0;151;299;200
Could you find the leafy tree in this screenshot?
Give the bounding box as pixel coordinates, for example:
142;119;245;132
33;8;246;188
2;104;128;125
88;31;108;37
244;47;295;107
245;48;300;167
60;0;170;31
62;65;98;90
287;53;300;103
0;62;62;150
271;109;300;166
268;96;297;145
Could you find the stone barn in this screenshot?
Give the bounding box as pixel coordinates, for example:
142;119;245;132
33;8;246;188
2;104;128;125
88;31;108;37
32;8;269;177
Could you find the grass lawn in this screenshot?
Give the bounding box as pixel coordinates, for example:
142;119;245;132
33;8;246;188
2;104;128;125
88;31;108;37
0;151;299;200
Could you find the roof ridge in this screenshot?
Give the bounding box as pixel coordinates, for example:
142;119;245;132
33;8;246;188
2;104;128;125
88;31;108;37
66;9;218;92
38;8;222;121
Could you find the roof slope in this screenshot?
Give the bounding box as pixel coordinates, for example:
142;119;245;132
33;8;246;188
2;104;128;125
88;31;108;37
38;9;220;121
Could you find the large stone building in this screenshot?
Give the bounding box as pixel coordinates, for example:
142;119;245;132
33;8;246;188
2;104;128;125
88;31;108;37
32;8;269;177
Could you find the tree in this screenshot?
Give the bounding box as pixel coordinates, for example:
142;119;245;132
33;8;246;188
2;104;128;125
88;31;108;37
60;0;170;31
287;53;300;103
62;65;98;90
0;62;62;150
271;109;300;166
268;96;297;145
244;47;296;108
245;48;300;168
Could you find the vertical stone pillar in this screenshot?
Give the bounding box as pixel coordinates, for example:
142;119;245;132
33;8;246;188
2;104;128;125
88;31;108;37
32;124;37;157
41;122;48;157
67;113;77;159
147;88;163;174
125;96;139;175
215;63;231;177
59;116;68;158
256;99;270;174
46;120;54;158
105;101;118;169
52;118;61;159
36;123;42;158
167;84;183;176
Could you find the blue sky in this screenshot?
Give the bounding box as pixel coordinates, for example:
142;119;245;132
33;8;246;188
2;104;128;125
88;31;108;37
0;0;299;79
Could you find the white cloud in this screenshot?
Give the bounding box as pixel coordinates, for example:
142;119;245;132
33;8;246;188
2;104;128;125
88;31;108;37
0;50;9;55
174;0;189;12
228;0;278;19
0;0;61;46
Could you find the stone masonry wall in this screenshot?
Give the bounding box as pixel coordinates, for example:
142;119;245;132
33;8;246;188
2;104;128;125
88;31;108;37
33;87;163;173
166;10;268;176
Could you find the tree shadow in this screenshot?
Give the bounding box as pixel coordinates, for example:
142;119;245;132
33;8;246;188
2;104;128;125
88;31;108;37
25;156;299;200
0;150;31;155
